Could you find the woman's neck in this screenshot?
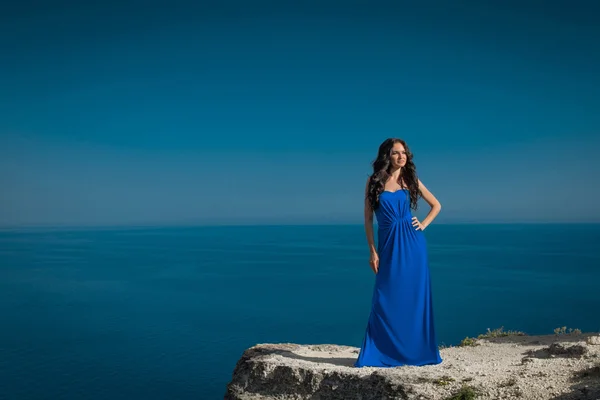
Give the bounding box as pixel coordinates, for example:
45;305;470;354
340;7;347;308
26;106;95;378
389;168;402;180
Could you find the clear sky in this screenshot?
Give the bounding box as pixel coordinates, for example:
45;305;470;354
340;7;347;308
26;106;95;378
1;0;599;226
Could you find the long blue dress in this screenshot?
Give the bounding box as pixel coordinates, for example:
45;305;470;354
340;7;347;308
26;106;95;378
355;188;442;367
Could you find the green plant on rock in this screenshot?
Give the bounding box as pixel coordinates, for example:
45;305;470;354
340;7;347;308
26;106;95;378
445;384;479;400
459;326;527;347
434;375;456;386
477;326;526;339
554;326;582;336
459;337;479;347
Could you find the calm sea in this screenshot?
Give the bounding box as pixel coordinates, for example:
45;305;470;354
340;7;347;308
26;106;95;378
1;224;598;399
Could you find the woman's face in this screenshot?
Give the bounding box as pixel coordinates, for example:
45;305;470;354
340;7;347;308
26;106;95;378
390;142;407;169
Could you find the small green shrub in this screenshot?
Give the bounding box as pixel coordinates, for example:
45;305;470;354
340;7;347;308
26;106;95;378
554;326;582;336
445;384;479;400
477;326;526;339
434;375;456;386
459;337;478;347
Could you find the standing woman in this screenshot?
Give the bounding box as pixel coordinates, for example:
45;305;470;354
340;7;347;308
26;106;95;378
354;138;443;368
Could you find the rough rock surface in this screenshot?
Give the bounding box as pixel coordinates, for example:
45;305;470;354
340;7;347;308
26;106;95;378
224;333;600;400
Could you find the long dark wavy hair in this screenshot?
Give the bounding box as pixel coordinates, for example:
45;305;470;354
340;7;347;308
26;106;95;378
366;138;420;211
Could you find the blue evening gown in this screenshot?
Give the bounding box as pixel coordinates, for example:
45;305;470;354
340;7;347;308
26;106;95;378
355;188;442;367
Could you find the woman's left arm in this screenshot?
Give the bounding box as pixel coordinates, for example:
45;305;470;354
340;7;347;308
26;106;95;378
416;179;441;230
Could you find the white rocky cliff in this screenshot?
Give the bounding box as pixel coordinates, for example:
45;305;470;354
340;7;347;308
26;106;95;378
224;330;600;400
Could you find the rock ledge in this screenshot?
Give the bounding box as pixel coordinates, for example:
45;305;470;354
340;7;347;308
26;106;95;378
225;333;600;400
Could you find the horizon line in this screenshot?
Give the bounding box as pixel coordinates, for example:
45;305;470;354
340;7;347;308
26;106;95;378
1;221;599;232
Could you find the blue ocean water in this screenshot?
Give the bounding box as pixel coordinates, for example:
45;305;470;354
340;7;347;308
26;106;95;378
0;224;598;399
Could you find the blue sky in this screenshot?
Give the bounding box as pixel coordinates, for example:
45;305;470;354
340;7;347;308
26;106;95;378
1;0;599;226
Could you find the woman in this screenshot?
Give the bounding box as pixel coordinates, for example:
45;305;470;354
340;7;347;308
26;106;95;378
354;138;443;368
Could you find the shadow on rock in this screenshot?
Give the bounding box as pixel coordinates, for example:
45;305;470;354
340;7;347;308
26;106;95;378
477;333;593;347
523;343;588;360
545;361;600;399
278;350;357;367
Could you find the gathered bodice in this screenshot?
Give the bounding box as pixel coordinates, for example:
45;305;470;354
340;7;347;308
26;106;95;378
375;189;414;228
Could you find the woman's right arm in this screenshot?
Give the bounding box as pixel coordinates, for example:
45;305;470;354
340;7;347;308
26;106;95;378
364;177;378;274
